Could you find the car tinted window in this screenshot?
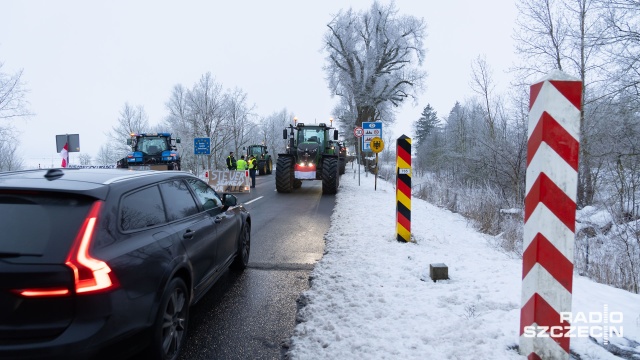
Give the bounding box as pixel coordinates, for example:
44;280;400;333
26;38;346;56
0;192;92;261
120;185;166;231
186;178;223;211
159;180;199;221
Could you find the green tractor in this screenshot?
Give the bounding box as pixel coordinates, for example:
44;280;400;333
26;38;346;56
245;144;272;175
276;121;341;194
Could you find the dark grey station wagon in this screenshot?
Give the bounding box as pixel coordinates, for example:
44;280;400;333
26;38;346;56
0;168;251;360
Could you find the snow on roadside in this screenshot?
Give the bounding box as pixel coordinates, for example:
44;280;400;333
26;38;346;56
287;167;640;359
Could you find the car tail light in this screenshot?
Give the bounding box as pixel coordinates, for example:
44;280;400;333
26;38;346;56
15;288;70;297
65;201;117;294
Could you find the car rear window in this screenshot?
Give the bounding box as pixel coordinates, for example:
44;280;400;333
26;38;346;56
0;191;93;262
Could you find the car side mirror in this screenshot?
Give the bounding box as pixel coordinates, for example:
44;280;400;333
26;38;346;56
222;193;238;208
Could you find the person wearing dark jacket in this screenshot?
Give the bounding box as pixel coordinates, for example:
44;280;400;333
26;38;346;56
226;151;237;170
248;156;257;188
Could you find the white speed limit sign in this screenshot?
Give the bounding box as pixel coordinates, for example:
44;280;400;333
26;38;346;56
354;127;364;138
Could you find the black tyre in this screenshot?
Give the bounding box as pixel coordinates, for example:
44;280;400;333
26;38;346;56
339;159;346;175
258;161;266;175
322;157;339;195
267;158;273;174
231;222;250;270
293;179;302;188
149;277;189;360
276;156;293;193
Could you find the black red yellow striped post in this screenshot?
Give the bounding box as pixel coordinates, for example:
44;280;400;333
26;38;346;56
396;135;411;242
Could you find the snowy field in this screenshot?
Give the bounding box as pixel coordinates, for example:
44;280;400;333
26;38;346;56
287;166;640;359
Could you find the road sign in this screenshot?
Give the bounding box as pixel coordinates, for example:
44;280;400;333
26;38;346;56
354;127;364;138
56;134;80;152
370;137;384;153
194;138;211;155
362;122;382;152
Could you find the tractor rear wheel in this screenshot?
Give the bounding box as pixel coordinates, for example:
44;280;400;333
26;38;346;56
322;157;339;195
267;158;273;174
276;157;293;193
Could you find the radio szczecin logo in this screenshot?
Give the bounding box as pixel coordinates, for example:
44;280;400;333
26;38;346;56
523;305;623;345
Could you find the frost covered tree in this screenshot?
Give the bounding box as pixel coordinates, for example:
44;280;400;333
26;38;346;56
0;126;23;171
78;153;92;166
106;102;150;160
323;1;426;129
0;61;31;170
225;87;256;157
163;73;254;173
257;109;293;156
413;104;439;148
513;0;609;206
96;144;118;166
0;62;31;121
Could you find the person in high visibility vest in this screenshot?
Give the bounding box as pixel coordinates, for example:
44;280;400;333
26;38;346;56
248;156;257;188
236;155;247;171
226;151;237;170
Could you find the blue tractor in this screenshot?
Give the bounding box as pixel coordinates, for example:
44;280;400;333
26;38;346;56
124;133;181;170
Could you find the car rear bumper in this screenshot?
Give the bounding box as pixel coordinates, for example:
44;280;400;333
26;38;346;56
0;289;155;360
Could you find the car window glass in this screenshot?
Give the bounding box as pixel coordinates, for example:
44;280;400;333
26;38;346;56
120;185;167;231
186;178;223;212
159;180;200;221
0;193;92;260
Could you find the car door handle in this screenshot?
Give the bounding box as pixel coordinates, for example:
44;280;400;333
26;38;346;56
183;230;195;239
214;216;222;224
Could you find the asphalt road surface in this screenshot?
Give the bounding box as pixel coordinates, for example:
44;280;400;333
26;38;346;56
178;173;335;360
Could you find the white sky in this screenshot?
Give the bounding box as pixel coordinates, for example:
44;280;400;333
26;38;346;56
1;1;517;166
288;166;640;359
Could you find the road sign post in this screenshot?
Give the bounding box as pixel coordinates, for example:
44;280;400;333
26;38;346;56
354;127;364;186
370;137;384;191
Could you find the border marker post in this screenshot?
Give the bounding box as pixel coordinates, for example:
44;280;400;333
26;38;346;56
520;70;582;359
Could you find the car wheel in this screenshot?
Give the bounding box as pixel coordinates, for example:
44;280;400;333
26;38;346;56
231;222;250;270
149;277;189;360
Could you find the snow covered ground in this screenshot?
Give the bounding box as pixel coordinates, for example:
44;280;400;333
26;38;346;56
287;166;640;359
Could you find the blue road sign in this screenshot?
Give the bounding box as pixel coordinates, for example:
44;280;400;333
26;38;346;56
194;138;211;155
361;122;383;152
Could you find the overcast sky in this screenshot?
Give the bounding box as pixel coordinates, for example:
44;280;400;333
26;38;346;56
1;0;517;166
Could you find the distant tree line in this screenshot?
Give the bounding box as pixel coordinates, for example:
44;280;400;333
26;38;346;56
95;73;294;175
1;0;637;292
412;0;640;293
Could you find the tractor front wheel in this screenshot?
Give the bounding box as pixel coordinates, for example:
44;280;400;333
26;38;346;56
276;157;293;193
322;157;339;195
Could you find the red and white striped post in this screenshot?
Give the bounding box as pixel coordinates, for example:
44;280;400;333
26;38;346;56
520;71;582;359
